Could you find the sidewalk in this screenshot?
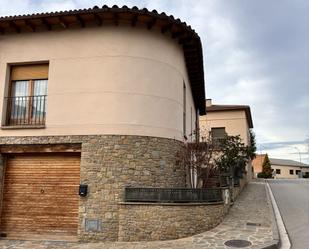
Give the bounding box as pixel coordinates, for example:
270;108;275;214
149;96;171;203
0;182;278;249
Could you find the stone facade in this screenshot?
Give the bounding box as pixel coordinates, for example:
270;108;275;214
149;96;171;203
0;135;185;241
233;177;247;200
118;202;229;241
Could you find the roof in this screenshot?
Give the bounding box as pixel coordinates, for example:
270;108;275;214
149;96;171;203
269;158;309;168
206;104;253;128
0;5;206;114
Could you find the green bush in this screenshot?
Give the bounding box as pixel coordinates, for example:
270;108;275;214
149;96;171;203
257;172;266;178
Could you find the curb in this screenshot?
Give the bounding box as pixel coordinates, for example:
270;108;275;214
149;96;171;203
251;180;280;249
261;181;281;249
263;180;293;249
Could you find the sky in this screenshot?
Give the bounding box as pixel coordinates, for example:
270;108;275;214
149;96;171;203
1;0;308;163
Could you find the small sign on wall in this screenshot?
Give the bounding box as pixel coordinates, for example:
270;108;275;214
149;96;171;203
85;218;102;232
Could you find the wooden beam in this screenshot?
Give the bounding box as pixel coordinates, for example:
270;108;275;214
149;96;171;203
161;23;172;34
147;18;156;30
41;18;51;30
172;30;185;39
0;143;82;154
184;46;197;51
93;13;102;26
58;17;68;29
179;36;193;45
9;21;20;33
76;14;85;28
113;13;119;26
131;14;138;27
24;20;36;32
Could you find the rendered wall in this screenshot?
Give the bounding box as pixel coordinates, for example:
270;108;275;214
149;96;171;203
0;25;196;141
272;165;309;179
200;110;250;145
200;109;252;181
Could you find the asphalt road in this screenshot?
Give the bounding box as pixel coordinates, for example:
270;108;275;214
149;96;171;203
268;179;309;249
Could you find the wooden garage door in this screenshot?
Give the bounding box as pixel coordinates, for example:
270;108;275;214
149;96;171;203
0;153;80;240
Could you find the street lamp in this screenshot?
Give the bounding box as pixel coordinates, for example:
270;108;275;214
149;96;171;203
293;146;302;163
293;146;302;178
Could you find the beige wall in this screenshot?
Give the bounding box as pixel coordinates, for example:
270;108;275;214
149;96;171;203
200;109;252;180
200;110;250;145
272;165;309;179
0;25;196;141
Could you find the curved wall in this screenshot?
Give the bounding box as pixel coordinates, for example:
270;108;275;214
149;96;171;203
118;202;228;241
0;25;196;141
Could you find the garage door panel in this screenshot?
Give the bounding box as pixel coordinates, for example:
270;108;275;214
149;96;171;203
0;153;80;239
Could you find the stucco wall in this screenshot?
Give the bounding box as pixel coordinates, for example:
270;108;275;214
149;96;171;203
272;165;309;179
0;25;196;141
118;202;228;241
200;110;250;145
200;109;252;181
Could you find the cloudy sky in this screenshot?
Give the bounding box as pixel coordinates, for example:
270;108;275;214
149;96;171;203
1;0;308;163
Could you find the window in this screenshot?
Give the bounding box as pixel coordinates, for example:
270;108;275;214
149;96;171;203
6;64;48;126
296;170;301;175
276;169;281;174
211;127;226;140
211;127;226;147
289;169;294;175
183;82;186;138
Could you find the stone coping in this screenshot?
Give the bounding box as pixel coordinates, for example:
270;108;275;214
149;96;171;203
118;201;224;206
1;125;45;130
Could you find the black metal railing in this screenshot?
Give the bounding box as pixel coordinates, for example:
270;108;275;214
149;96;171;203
5;95;47;126
124;187;223;203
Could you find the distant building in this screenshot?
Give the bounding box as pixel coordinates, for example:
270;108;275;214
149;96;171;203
252;155;309;179
252;154;267;178
200;99;254;181
270;158;309;179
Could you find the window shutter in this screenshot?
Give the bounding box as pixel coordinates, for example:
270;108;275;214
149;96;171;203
11;64;49;81
211;128;226;139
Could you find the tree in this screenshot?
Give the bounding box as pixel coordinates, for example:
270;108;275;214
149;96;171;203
177;132;257;188
215;135;251;177
257;154;273;178
248;129;257;160
176;137;217;188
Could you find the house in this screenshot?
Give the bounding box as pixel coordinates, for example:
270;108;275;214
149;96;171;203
270;158;309;179
252;154;267;178
0;6;206;241
199;99;254;181
252;155;309;179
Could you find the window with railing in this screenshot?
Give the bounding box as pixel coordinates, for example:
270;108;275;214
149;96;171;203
5;64;48;127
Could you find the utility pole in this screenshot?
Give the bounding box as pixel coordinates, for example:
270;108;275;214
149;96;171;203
294;146;302;178
293;146;302;163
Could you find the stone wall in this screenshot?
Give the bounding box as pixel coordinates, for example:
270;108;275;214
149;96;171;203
118;202;229;241
0;135;185;241
233;177;247;200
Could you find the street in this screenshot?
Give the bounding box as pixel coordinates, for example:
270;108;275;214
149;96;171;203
268;179;309;249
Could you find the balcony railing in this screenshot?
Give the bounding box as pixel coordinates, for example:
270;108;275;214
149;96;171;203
5;95;47;126
124;187;223;203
